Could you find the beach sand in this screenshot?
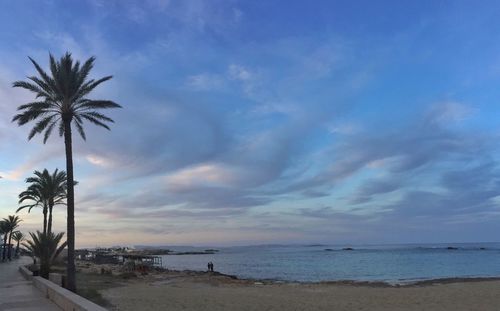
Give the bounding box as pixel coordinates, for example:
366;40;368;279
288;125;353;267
73;261;500;311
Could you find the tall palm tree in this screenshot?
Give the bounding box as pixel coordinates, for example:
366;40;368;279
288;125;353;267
2;215;21;261
12;231;24;257
18;169;68;234
12;52;121;291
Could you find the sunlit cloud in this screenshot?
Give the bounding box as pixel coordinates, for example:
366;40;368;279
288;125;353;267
166;163;238;189
85;154;113;168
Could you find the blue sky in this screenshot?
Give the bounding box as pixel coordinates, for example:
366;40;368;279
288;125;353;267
1;0;500;247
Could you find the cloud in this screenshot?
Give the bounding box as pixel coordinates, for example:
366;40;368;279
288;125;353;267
165;163;238;188
427;101;476;124
74;97;488;229
288;102;484;194
33;31;87;60
227;63;260;95
3;1;500;246
185;63;258;93
87;0;242;35
382;162;500;222
350;177;400;205
328;122;360;135
85;154;112;167
228;64;252;81
186;73;225;91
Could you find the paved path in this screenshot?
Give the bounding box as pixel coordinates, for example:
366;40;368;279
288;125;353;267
0;256;61;311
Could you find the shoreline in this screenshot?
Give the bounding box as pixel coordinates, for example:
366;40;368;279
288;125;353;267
319;276;500;287
77;260;500;288
165;269;500;288
162;268;500;287
74;261;500;310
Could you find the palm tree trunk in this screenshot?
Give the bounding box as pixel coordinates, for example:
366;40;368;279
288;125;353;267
64;119;76;292
2;234;7;261
43;204;48;235
7;232;13;260
40;261;50;279
47;205;53;235
16;241;20;257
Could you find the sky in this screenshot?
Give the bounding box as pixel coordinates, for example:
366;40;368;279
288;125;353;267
2;0;500;247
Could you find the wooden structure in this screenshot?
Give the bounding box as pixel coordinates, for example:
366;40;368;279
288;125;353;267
121;254;162;267
75;248;163;269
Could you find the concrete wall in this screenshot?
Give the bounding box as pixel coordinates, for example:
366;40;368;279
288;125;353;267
32;277;107;311
48;273;63;287
19;266;107;311
18;265;33;281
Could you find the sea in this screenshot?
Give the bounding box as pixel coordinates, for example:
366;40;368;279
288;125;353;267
157;243;500;284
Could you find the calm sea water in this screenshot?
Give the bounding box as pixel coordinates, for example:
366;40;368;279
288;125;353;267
158;243;500;283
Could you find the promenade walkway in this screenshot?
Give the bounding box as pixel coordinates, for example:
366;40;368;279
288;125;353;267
0;256;60;310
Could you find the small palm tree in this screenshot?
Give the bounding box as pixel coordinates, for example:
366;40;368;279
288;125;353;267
12;52;121;291
24;231;67;279
12;231;25;257
2;215;22;261
18;169;68;234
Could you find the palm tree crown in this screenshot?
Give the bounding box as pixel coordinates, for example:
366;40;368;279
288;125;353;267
12;52;121;142
18;169;69;234
2;215;22;261
12;231;25;257
18;185;46;214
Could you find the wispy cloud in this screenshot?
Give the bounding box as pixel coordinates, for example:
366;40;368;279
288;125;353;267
186;73;225;91
2;1;500;246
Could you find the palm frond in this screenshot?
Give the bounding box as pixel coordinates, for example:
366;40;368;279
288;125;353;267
58;121;65;137
12;109;51;126
16;101;52;111
28;115;56;140
12;81;51;99
29;56;58;93
43;120;59;143
74;116;86;140
80;113;111;130
75;99;121;111
75;57;95;89
16;204;37;213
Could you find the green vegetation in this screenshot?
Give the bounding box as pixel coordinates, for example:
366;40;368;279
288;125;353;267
23;231;67;278
75;271;119;307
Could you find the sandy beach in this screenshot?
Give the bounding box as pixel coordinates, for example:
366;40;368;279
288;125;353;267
75;261;500;311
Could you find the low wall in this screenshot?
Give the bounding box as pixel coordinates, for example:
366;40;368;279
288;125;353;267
32;277;107;311
19;266;107;311
49;273;63;287
18;265;33;281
